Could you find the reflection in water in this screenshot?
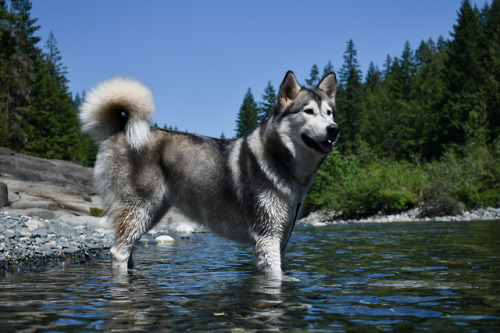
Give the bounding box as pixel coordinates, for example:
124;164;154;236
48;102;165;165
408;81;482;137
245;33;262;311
0;221;499;331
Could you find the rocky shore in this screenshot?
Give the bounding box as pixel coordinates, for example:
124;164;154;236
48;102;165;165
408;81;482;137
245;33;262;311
298;206;500;226
0;211;205;274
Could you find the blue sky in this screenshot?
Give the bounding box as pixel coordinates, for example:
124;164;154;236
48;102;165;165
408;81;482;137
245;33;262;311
31;0;488;138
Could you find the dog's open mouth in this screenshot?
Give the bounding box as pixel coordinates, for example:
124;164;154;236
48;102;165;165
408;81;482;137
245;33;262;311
302;134;333;154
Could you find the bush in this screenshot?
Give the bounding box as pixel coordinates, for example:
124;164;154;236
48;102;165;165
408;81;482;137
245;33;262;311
420;141;500;216
305;150;425;218
306;140;500;219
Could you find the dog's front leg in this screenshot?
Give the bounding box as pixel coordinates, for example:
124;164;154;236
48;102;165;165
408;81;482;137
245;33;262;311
254;236;282;280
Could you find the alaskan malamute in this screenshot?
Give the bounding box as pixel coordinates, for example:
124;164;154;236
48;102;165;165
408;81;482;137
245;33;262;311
80;71;339;279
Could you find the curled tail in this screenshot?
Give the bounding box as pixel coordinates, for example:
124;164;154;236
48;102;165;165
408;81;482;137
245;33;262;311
79;77;154;151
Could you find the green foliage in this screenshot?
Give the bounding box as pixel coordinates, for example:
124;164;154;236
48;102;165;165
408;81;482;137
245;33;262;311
0;0;96;166
90;206;105;217
307;142;500;218
421;141;500;216
235;88;259;137
306;150;425;218
257;81;276;122
336;39;364;154
305;64;320;88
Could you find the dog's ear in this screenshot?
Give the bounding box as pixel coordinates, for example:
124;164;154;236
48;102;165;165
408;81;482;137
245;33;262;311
278;71;301;109
317;72;336;102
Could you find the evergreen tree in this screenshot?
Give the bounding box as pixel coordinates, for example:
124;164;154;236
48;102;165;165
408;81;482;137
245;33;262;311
444;0;487;146
45;30;67;84
414;38;447;159
399;40;416;99
386;41;419;158
258;81;276;122
365;61;381;91
235;88;258;137
481;0;500;141
26;30;84;162
336;39;364;153
0;0;40;149
305;64;320;88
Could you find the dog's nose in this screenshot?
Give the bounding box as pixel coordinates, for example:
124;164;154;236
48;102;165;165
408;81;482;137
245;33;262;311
327;124;340;141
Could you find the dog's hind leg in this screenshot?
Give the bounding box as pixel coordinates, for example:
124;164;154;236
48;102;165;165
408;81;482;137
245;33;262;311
109;205;156;272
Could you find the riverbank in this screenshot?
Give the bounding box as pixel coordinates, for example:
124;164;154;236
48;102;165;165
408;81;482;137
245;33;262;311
2;206;499;274
0;210;208;274
298;206;500;226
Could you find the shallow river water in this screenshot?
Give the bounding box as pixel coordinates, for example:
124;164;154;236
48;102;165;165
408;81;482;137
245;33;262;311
1;220;499;332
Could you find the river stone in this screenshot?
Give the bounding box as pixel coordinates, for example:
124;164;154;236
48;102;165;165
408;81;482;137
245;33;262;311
0;182;7;208
174;223;195;234
25;219;47;230
155;235;175;243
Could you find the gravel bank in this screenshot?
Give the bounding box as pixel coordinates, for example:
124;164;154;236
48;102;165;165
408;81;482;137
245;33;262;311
299;206;500;226
0;212;205;275
0;212;114;274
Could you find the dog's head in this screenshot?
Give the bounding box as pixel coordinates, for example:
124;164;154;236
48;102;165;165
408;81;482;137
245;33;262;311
273;71;339;157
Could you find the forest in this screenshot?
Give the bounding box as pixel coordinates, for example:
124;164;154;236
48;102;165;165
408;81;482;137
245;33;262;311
0;0;96;166
1;0;499;217
235;0;500;217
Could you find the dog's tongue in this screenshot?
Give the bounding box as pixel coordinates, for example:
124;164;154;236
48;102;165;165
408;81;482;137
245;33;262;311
319;141;333;154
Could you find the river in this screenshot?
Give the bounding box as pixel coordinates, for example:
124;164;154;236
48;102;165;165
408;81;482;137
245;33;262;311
1;220;499;332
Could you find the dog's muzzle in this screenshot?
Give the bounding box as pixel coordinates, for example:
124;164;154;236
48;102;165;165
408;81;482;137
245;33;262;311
302;124;340;154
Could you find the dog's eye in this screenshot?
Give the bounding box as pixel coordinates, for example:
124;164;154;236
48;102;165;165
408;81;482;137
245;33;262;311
326;110;332;116
304;108;315;115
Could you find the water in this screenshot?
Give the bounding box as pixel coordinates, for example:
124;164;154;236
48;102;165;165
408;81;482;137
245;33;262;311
1;220;499;332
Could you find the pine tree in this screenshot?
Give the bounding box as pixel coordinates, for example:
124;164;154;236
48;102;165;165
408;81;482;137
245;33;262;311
305;64;320;88
235;88;258;137
387;41;419;158
365;62;381;91
443;0;487;147
414;38;447;159
481;0;500;141
45;30;67;84
0;0;40;149
258;81;276;122
336;39;364;153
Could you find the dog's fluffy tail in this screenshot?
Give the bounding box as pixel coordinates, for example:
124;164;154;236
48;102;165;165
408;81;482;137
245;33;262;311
79;77;154;151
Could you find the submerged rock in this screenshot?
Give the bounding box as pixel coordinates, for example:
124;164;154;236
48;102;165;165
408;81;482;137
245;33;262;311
155;235;175;243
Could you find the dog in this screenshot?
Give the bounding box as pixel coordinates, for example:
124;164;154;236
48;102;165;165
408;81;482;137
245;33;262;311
79;71;339;279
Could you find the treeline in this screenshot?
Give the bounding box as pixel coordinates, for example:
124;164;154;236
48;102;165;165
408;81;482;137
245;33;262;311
237;0;500;217
0;0;96;166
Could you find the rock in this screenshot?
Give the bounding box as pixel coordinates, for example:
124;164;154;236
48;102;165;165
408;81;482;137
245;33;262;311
0;148;99;223
58;215;109;228
25;219;47;230
0;148;94;193
155;235;175;243
19;231;32;237
0;182;7;208
175;223;195;233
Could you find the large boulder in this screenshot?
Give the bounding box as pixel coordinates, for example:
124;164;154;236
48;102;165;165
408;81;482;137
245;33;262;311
0;147;94;194
0;148;98;219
